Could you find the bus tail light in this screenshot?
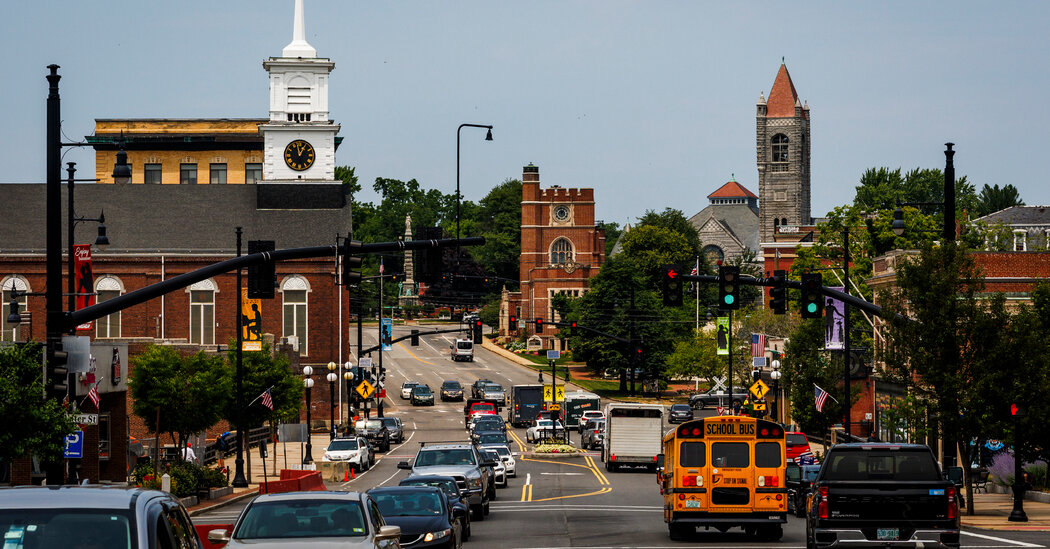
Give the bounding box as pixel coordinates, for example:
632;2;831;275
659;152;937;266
758;475;778;487
947;487;958;520
681;475;705;487
610;454;617;462
817;486;829;519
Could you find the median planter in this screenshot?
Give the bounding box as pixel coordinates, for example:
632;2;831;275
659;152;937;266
524;451;586;459
209;486;233;499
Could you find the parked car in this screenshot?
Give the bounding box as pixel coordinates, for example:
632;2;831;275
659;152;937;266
577;411;605;434
322;436;373;471
668;403;694;424
526;419;565;443
412;384;436;406
208;491;400;548
402;381;421;400
786;431;814;462
398;475;472;541
440;380;465;401
380;416;405;444
0;486;203;549
368;486;463;548
581;418;606;450
480;448;507;488
489;445;517;477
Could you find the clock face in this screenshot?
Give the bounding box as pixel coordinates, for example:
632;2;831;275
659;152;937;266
284;139;316;171
553;205;570;222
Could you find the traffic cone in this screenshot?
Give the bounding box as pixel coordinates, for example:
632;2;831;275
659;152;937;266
344;469;350;482
351;468;356;480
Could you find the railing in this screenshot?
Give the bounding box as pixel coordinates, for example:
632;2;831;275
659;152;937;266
138;426;271;466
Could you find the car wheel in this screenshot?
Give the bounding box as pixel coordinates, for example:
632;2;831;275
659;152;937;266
471;504;485;521
695;401;706;410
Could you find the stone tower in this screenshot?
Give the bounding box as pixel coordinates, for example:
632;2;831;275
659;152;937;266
756;62;811;244
399;215;419;307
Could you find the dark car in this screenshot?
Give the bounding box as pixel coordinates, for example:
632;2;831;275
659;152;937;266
380;416;405;444
470;416;507;434
472;431;509;448
368;486;463;548
0;486;203;549
786;462;822;518
412;385;436;406
354;418;391;452
398;475;472;541
440;380;465;402
668;404;694;424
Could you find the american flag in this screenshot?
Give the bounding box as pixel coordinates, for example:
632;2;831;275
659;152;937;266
260;389;274;410
751;333;766;358
379;259;384;275
87;381;100;409
814;385;830;412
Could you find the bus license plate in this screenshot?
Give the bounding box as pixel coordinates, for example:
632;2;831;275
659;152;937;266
685;500;702;508
876;528;899;540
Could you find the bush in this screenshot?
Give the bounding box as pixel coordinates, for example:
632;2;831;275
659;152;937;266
1026;461;1047;491
989;451;1015;486
166;463;200;498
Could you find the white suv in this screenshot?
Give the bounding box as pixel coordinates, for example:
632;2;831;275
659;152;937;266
322;436;372;471
577;411;605;434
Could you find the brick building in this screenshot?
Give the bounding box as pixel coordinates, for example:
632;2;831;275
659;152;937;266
500;164;605;350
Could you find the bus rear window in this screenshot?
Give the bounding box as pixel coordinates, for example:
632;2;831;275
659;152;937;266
609;408;661;418
712;442;749;468
679;442;706;467
755;442;782;467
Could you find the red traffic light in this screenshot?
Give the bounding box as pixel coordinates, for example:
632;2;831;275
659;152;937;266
666;268;678;279
475;320;482;327
570;321;578;328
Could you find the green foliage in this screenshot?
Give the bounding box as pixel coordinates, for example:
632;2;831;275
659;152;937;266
222;341;301;428
0;343;75;463
637;208;704;259
600;221;622;258
335;165;361;198
664;330;720;381
976;183;1023;217
129;345;229;448
782;318;859;434
471;179;523;286
853;166;978;217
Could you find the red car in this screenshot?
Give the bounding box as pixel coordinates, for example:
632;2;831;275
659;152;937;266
786;431;814;462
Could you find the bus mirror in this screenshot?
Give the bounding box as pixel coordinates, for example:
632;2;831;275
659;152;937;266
656;454;665;469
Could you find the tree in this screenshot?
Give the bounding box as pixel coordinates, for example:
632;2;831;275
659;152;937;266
976;183;1023;217
222;342;302;430
637;208;703;259
600;221;622;258
470;179;523;286
129;345;229;448
335;165;361;199
0;343;74;463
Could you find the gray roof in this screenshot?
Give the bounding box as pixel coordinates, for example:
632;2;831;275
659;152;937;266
688;202;760;251
0;183;352;254
973;205;1050;226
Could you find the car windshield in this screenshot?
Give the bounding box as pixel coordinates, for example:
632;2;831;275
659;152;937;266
355;420;382;431
472;404;495;413
442;381;461;389
484;383;503;391
536;420;552;428
415;449;476;467
372;492;444;516
403;382;419;389
482;450;500;461
0;509;133;549
787;433;809;446
328;439;359;451
380;418;398;428
671;404;690;411
478;433;507;444
400;479;459;497
234;500;367;539
413;386;432;395
493;446;511;457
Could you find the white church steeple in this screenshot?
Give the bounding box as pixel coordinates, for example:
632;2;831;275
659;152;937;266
282;0;317;58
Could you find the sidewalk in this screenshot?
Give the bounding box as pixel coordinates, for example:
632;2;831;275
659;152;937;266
961;491;1050;531
186;431;336;516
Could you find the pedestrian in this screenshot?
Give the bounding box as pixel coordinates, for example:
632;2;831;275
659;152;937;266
181;442;196;462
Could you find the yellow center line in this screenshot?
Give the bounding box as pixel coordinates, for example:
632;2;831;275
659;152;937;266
509;430;612;501
527;484;533;501
531;486;611;502
396;342;434;365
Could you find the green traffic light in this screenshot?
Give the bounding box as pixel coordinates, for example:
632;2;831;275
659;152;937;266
724;295;735;305
807;303;817;313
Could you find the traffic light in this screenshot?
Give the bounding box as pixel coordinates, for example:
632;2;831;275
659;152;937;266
633;342;644;358
1011;403;1025;417
800;273;824;318
473;319;483;344
247;240;276;298
410;329;419;346
662;264;683;307
751;368;761;383
718;265;740;310
341;239;363;286
390;273;401;283
417;227;443;283
47;341;69;401
508;314;517;330
535;318;543;332
769;270;787;315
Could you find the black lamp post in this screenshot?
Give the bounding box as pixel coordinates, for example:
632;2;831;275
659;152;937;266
302;365;314;464
344;366;354;431
66;161;110;328
891;143;957;242
770;359;782;425
1008;405;1028;522
326;362;337;440
455;124;493;246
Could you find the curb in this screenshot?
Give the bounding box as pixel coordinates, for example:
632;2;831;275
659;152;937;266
521;452;590;459
187;488;259;517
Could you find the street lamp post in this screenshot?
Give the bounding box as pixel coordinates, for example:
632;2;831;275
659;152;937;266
326;362;337;440
302;365;314;464
344;365;354;430
770;359;782;425
455;124;493;245
891;143;957;241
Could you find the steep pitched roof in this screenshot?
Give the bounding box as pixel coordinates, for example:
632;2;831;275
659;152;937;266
707;179;757;199
767;63;805;119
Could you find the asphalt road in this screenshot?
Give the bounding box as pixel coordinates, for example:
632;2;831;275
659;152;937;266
193;324;1047;548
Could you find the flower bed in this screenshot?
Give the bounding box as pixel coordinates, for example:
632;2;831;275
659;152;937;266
532;443;583;454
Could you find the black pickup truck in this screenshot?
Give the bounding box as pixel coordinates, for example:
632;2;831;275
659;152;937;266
805;443;960;549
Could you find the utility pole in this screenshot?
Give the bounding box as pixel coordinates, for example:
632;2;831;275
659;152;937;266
377;262;384;417
727;309;734;414
843;226;851;437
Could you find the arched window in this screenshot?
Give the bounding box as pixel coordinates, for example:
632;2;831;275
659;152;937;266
95;276;124;339
1;277;29;342
188;279;217;345
550;238;574;265
282;276;310;356
702;245;724;265
771;134;789;171
782;217;788;226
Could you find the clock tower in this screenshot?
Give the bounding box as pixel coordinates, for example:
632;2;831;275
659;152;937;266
260;0;340;183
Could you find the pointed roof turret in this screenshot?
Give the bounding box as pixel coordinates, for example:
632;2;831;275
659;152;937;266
766;60;805;118
282;0;317;58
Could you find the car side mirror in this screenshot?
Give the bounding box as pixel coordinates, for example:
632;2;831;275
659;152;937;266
376;525;401;541
397;461;412;470
207;529;231;544
482;460;498;467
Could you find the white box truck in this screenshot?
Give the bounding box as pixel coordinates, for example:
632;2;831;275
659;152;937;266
602;402;664;472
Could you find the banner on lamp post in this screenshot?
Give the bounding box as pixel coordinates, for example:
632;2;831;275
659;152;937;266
241;288;262;351
73;244;94;331
824;287;845;350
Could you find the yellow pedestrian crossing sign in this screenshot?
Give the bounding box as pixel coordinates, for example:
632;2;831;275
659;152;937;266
753;400;767;412
356;379;376;399
543;384;565;402
749;379;770;400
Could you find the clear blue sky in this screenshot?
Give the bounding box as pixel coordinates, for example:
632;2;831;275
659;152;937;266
4;1;1048;227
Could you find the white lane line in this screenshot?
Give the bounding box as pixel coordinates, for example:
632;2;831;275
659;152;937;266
961;530;1045;547
336;431;415;489
373;468;403;488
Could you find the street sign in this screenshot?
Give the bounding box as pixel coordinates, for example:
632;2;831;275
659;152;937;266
72;413;98;426
548;403;561;411
356;379;376;399
543;384;565;402
546;350;561;360
716;406;726;416
711;376;727;393
359;357;372;369
64;430;84;459
749;379;770;400
752;399;767;412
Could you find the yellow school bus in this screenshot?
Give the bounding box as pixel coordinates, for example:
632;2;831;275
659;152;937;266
657;415;787;541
